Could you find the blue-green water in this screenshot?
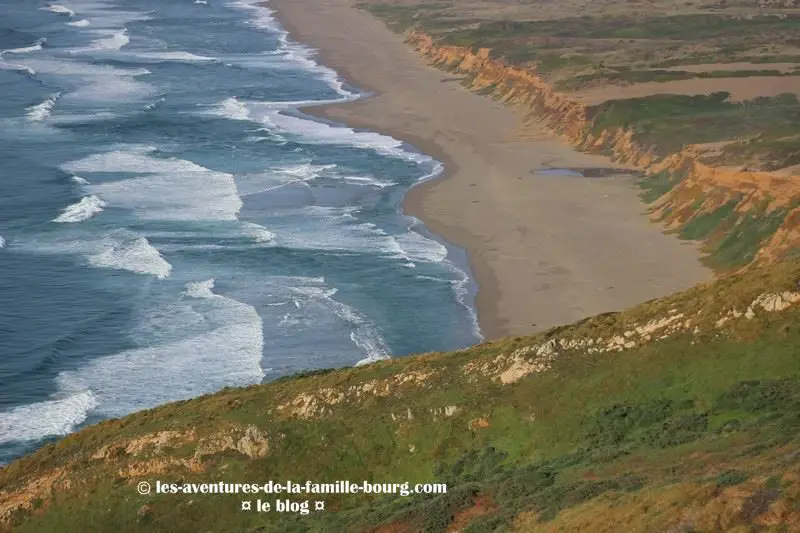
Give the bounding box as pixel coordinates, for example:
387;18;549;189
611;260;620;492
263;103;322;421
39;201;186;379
0;0;480;463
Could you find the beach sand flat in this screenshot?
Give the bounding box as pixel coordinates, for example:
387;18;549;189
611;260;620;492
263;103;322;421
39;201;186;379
270;0;712;340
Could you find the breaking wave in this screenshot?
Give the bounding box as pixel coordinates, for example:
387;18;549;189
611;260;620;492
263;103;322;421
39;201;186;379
53;194;106;223
25;93;60;121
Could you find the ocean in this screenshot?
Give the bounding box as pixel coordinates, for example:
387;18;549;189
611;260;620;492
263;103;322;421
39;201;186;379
0;0;480;464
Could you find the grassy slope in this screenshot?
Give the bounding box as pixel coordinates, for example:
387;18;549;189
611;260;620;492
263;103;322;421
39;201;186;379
3;260;800;532
4;3;800;532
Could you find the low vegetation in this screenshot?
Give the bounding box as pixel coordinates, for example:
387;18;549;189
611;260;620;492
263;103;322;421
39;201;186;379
589;92;800;158
3;2;800;532
356;0;800;274
3;259;800;531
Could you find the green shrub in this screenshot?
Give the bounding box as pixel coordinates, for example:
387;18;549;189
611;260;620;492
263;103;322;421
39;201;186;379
716;469;749;486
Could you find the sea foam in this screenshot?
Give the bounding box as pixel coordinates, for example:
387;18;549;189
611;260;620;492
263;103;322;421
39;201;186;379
0;391;97;445
1;38;46;55
88;235;172;279
220;99;432;165
76;28;130;52
0;62;36;76
53;195;106;223
392;229;449;265
25;93;60;121
234;162;337;197
41;4;76;17
128;51;218;64
289;281;390;365
229;0;355;100
22;59;152;102
53;280;264;418
64;148;243;221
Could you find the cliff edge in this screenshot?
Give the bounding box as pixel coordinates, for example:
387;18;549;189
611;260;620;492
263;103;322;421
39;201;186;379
2;259;800;531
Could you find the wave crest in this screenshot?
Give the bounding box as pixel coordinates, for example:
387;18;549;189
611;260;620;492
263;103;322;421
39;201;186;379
88;235;172;279
53;194;106;223
25;93;61;121
1;38;45;55
41;5;76;17
0;391;97;445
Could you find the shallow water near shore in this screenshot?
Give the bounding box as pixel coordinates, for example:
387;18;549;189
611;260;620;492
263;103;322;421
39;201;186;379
0;0;480;463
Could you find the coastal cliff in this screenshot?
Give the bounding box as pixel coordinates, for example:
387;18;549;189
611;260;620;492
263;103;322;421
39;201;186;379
3;257;800;532
407;31;800;270
3;3;800;532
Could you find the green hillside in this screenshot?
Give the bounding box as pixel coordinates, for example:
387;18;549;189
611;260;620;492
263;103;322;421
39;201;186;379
3;260;800;532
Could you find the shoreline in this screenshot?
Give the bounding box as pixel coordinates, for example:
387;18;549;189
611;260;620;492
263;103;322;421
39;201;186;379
296;71;507;340
275;5;504;339
269;0;712;340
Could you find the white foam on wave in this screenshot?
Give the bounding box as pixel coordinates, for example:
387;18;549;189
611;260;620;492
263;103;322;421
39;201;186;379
205;96;251;121
267;112;424;162
0;39;44;77
72;28;129;52
205;99;412;173
264;162;394;190
0;62;36;76
15;227;173;279
392;229;449;265
0;391;97;445
41;4;76;17
71;175;90;185
224;99;432;165
0;236;5;249
53;194;107;223
88;234;172;279
240;221;276;243
268;206;450;266
129;51;218;63
184;278;216;298
22;59;152;102
144;97;165;111
25;93;61;121
1;38;46;55
265;206;380;253
59;0;149;30
340;175;397;188
63;148;242;221
53;279;264;418
452;268;483;341
229;0;355;100
413;269;482;340
235;162;333;196
288;279;390;365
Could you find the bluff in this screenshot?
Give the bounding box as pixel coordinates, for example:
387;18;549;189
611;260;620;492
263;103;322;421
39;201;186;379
2;259;800;531
4;3;800;532
406;31;800;272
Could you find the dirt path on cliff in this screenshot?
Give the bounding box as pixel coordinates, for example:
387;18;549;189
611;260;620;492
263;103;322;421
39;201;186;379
269;0;712;339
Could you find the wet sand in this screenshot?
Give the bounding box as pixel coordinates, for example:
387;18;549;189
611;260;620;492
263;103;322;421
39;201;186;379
269;0;712;340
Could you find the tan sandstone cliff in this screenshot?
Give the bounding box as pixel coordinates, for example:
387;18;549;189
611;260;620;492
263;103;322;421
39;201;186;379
407;32;800;269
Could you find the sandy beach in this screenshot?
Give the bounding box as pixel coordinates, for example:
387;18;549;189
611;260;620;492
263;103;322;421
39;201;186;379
269;0;712;340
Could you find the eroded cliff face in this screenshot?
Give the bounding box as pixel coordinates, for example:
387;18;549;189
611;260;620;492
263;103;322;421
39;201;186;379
407;32;800;269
